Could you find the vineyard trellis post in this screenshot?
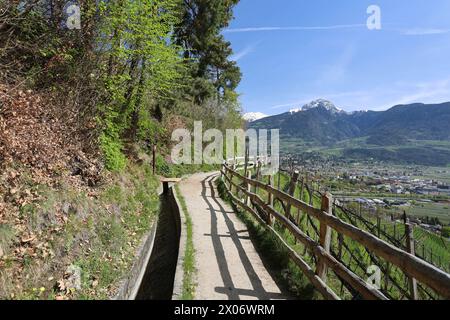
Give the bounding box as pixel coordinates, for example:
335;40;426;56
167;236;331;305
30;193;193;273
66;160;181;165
299;177;305;203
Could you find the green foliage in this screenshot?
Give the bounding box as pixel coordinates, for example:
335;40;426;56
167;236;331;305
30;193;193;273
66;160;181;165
137;108;165;143
4;1;244;173
2;0;245;300
155;154;172;176
100;132;127;172
442;227;450;238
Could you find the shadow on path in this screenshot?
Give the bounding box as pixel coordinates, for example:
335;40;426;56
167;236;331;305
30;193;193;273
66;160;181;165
201;173;286;300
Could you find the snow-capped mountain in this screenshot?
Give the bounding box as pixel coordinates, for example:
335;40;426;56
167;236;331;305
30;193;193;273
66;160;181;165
243;112;268;122
300;99;345;114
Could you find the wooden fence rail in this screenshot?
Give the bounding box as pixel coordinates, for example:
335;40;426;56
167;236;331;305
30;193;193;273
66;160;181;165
221;162;450;300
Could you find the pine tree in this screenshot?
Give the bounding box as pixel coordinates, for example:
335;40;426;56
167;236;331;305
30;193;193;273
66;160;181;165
174;0;242;103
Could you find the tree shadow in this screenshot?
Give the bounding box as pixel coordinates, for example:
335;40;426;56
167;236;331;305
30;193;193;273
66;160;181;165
201;173;288;300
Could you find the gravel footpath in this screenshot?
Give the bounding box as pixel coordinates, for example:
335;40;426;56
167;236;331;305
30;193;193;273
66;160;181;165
179;172;288;300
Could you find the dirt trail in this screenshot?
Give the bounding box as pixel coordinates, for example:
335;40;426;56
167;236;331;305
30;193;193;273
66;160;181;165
179;172;288;300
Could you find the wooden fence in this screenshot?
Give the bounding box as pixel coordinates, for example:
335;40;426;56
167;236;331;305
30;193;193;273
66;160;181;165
220;160;450;300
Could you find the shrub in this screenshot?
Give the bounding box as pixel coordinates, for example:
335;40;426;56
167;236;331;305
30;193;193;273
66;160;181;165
155;154;172;176
442;227;450;238
100;133;127;172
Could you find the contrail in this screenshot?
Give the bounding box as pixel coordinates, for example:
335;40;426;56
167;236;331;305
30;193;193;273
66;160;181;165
224;24;367;33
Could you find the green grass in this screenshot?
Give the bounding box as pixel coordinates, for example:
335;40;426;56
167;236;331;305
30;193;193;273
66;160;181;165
361;214;449;272
174;185;196;300
156;154;218;178
0;224;15;258
413;228;450;271
406;202;450;225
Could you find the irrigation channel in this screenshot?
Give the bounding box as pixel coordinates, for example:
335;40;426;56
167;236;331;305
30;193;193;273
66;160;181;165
135;185;181;300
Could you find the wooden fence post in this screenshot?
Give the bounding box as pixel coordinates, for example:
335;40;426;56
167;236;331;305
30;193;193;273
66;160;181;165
316;192;333;281
225;165;232;192
286;170;300;221
299;177;305;202
384;262;391;291
244;142;249;179
267;175;274;225
377;217;381;237
337;233;344;260
405;223;419;300
254;161;262;195
246;170;252;207
277;171;281;190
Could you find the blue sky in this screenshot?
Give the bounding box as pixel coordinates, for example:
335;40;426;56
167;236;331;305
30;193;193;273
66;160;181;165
223;0;450;114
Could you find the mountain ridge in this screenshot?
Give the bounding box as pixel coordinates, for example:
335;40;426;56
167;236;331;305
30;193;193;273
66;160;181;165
248;99;450;165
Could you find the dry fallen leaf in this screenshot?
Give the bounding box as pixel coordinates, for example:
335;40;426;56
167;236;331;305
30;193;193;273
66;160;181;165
21;235;36;244
57;280;66;292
